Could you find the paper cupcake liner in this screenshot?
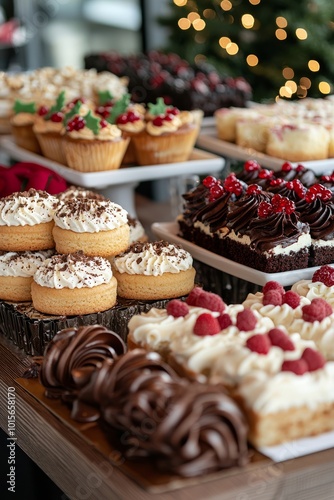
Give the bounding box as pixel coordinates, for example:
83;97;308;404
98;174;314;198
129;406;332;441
0;297;172;356
35;132;67;165
11;123;41;154
62;136;130;172
132;126;198;165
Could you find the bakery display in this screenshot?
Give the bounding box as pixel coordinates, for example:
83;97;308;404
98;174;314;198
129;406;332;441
0;188;58;251
53;198;130;257
84;51;252;117
112;240;196;300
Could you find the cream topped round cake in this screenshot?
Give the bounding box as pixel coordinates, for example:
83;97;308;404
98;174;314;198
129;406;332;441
112;240;196;300
31;251;117;315
53;198;130;257
0;188;58;251
0;249;54;301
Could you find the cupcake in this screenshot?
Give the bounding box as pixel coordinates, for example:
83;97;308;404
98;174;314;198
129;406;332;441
53;198;130;257
0;188;58;252
11;99;41;153
112;240;196;300
0;249;54;302
31;252;117;315
131;98;200;165
95;93;146;165
62;108;130;172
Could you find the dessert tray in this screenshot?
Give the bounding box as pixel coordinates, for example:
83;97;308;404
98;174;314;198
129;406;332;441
15;376;334;492
0;135;224;188
197;129;334;174
152;221;325;287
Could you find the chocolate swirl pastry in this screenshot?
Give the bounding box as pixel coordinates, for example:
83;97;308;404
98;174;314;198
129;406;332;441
72;349;178;423
227;190;272;235
248;211;309;252
295;197;334;240
39;325;126;400
194;191;232;233
181;183;210;224
274;165;317;187
122;381;249;477
266;181;303;202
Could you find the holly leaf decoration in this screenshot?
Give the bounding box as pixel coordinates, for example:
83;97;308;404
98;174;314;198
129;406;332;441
107;93;131;124
147;97;167;116
63;100;82;125
84;110;100;135
46;90;66;120
13;100;36;114
98;90;113;105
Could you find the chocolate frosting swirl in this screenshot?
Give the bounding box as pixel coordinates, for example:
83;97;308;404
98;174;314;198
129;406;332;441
227;190;272;235
275;166;317;187
295;198;334;240
193;191;232;232
266;182;303;202
122;382;249;477
248;211;309;251
72;349;178;423
181;183;210;224
39;325;126;400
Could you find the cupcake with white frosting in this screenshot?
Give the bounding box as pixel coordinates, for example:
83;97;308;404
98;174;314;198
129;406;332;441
112;240;196;300
31;251;117;315
53;198;130;258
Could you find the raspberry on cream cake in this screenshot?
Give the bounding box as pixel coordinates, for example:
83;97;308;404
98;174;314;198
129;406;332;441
291;265;334;307
53;198;130;258
0;188;58;252
31;251;117;316
112;240;196;300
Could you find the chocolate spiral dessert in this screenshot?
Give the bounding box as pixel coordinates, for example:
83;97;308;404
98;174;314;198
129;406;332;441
39;325;126;400
178;182;210;241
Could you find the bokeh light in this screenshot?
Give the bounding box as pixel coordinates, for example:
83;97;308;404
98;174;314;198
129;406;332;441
246;54;259;66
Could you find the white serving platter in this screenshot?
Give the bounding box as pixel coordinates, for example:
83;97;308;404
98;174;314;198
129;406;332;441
197;129;334;174
0;135;225;188
151;221;323;287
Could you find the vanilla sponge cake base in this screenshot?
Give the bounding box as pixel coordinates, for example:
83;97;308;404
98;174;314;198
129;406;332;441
113;267;196;300
0;221;55;252
53;224;130;258
0;275;33;302
31;277;117;316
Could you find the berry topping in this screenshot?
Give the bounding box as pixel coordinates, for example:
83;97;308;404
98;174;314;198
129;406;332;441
166;299;189;318
301;347;326;372
312;265;334;286
244;159;260;172
246;334;271;354
263;290;283;306
262;281;285;296
218;313;233;329
223;174;243;196
282;290;300;309
66;115;86;132
258;201;273;218
258;168;274;179
196;290;226;313
270;178;284;186
193;313;221;336
246;184;262;195
50;111;63;122
281;161;293;172
305;184;332;203
268;328;295;351
281;359;308;375
209;183;225;202
302;298;333;322
186;287;203;306
38;105;48;116
236;309;257;331
202;176;218;188
296;164;305;172
100;119;108;128
166;106;180;116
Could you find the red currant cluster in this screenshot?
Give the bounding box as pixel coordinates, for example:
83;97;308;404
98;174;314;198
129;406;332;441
285;179;306;198
151;107;179;127
269;178;285;186
244;159;261;172
38;105;48;116
258;168;274;180
116;110;141;125
66;115;86;131
246;184;262;195
258;194;295;217
304;183;332;203
320;172;334;184
50;112;64;123
202;175;224;202
223;173;244;196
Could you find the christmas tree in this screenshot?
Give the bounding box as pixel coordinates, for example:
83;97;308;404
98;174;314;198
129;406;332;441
159;0;334;102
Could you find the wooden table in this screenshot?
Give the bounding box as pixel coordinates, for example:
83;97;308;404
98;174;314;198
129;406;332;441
1;335;334;500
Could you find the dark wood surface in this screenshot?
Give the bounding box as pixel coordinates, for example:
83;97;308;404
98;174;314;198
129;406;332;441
0;334;334;500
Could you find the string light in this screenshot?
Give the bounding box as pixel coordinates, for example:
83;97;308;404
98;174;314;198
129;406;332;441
282;67;294;79
300;77;311;89
308;60;320;72
249;0;261;4
279;86;292;98
174;0;188;6
178;18;191;30
226;42;239;55
285;80;297;94
275;29;287;40
246;54;259;66
203;9;216;19
319;81;331;94
220;0;232;11
276;16;288;28
296;28;308;40
193;19;206;30
219;36;231;48
297;86;308;98
188;12;200;22
241;14;255;29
